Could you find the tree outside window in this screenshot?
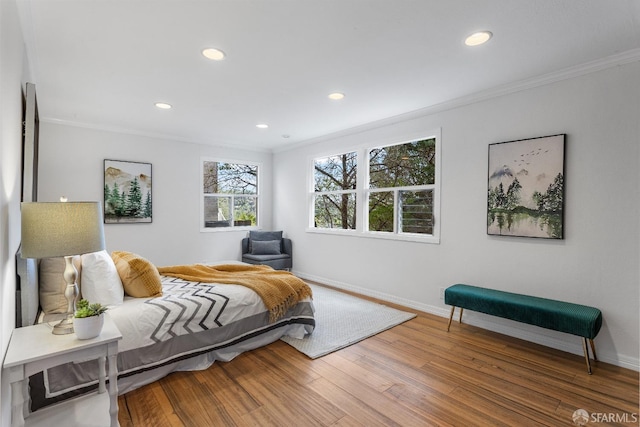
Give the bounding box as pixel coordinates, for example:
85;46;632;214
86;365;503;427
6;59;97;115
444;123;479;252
202;160;258;228
313;152;357;229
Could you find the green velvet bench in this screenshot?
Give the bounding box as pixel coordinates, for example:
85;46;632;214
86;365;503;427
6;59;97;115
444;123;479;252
444;284;603;374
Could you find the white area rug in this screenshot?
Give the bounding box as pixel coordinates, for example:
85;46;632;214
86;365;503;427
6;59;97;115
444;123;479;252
281;283;416;359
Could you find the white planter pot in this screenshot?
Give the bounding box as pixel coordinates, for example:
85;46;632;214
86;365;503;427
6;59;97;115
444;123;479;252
74;314;105;339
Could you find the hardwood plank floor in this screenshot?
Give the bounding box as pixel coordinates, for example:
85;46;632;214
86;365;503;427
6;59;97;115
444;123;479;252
118;287;639;426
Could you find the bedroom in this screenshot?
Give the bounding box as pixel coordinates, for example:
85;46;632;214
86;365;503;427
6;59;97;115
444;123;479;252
1;0;639;426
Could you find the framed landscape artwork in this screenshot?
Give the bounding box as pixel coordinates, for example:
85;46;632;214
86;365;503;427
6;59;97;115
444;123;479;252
487;134;565;239
104;159;152;224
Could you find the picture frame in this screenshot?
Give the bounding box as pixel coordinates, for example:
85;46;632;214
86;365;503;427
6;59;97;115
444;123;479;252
21;82;39;203
104;159;152;224
487;134;565;239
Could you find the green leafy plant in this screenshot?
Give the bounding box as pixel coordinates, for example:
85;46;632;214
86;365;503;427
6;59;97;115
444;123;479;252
74;299;108;318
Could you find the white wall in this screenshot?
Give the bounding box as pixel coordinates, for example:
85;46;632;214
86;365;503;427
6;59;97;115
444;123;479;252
0;0;29;425
37;123;273;266
274;61;640;370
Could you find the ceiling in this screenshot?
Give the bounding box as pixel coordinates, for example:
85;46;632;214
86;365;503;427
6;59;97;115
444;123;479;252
17;0;640;151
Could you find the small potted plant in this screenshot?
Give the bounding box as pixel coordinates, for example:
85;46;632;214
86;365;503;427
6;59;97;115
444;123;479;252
74;299;108;339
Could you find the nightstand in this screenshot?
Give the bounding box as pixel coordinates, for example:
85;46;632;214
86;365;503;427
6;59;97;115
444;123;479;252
3;315;122;427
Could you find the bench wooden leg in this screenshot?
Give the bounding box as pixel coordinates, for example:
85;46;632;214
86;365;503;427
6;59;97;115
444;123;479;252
589;339;598;361
446;306;465;332
582;338;593;375
447;306;455;331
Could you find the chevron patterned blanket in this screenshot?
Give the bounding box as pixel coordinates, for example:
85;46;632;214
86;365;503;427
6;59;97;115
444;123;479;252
156;263;313;322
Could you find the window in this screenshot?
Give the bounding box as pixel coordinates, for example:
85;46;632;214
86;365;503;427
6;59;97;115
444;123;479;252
309;132;440;242
312;151;357;229
367;138;436;235
201;159;259;230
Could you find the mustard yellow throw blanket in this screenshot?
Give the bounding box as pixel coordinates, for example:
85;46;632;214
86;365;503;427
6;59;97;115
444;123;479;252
156;264;312;322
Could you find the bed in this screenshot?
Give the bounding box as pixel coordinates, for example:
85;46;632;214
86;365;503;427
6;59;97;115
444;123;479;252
15;249;315;412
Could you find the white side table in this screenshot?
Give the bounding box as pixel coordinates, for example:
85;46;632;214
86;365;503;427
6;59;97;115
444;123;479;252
3;315;122;427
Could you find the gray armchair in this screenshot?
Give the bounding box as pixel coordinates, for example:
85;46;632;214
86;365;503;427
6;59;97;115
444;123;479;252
241;230;292;270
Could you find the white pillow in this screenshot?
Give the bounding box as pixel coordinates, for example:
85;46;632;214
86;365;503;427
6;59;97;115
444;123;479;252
81;250;124;307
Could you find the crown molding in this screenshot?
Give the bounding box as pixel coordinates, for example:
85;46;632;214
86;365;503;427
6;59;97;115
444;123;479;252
274;48;640;153
40;118;272;153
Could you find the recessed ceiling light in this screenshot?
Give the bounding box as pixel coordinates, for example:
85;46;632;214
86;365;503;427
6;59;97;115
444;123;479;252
256;123;269;129
155;102;172;109
328;92;345;100
202;48;226;61
465;31;492;46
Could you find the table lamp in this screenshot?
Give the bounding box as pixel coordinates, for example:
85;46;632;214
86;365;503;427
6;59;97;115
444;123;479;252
21;202;106;335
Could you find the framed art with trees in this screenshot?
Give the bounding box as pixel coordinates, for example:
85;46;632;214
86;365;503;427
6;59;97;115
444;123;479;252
104;159;152;224
487;134;565;239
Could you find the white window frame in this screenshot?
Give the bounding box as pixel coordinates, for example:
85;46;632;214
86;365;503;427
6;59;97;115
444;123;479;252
307;129;441;244
200;157;261;232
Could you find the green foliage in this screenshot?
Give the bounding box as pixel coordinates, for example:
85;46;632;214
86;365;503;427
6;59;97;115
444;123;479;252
235;210;256;225
74;299;108;318
369;138;436;189
505;177;522;210
234;196;257;226
105;178;152;220
105;183;123;216
490;173;563;213
489;177;522;211
126;177;143;217
143;190;152;218
368;192;394;232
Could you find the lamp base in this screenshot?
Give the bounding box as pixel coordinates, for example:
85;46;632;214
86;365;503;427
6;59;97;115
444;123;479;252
52;316;74;335
52;255;79;335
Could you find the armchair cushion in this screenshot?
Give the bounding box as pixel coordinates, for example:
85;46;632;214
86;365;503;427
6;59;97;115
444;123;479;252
249;230;283;241
248;230;283;253
242;253;292;271
251;240;282;255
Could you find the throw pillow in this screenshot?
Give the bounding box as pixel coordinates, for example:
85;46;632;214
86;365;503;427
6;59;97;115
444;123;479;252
81;250;124;307
248;230;283;253
251;239;282;255
39;256;82;314
111;251;163;298
249;230;283;242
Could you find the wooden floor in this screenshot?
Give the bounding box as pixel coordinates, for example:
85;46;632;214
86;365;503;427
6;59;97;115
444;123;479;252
118;288;639;427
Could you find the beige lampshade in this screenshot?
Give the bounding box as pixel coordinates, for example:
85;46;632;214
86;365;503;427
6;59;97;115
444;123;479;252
21;202;106;258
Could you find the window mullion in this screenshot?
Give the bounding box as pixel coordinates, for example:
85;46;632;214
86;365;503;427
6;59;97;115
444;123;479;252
230;194;235;226
393;189;399;233
359;147;368;233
